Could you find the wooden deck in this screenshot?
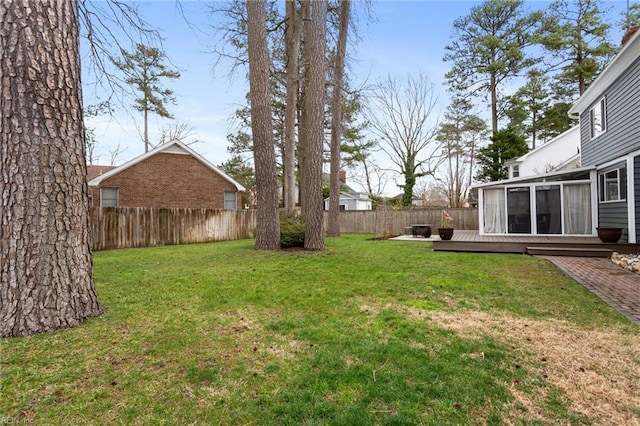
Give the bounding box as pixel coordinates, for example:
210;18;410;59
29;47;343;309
432;230;640;255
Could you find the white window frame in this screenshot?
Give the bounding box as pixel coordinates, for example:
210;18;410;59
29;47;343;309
589;97;607;139
598;167;627;203
224;191;237;210
479;178;593;236
101;188;118;207
512;165;520;178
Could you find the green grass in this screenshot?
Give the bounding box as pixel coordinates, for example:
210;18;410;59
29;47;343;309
2;235;638;425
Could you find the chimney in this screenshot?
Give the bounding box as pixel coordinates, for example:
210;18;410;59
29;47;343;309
622;25;640;46
339;170;346;184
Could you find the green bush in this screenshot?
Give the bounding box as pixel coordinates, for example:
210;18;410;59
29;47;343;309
280;212;305;248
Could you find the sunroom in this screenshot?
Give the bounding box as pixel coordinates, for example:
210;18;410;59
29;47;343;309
476;167;596;236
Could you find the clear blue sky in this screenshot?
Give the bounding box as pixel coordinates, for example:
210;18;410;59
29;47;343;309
83;0;630;193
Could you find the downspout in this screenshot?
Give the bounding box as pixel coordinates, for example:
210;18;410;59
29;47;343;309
589;169;598;236
478;188;484;235
627;156;636;243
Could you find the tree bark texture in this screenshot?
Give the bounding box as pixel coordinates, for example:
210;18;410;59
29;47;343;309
283;0;301;214
327;0;350;237
246;0;281;250
301;0;327;251
298;0;311;214
1;0;102;337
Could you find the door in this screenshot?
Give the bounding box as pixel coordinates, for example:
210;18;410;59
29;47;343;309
507;187;531;234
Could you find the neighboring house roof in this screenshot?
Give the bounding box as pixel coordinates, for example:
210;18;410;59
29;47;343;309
505;125;581;175
569;25;640;118
87;140;246;191
324;191;371;202
322;171;354;192
87;165;117;181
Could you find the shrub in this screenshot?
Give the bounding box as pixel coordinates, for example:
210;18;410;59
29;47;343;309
280;212;305;248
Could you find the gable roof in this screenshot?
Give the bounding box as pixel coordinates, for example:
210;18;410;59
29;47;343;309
508;125;579;163
87;140;246;191
87;165;117;181
569;26;640;117
324;192;371;202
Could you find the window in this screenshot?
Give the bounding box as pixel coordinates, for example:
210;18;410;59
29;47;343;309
101;188;118;207
512;165;520;178
598;167;627;202
224;191;237;210
589;97;607;139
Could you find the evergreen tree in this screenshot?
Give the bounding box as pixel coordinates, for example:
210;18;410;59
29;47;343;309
504;69;550;148
537;0;616;96
476;127;529;182
536;101;578;141
444;0;542;134
114;43;180;153
2;0;102;337
620;2;640;30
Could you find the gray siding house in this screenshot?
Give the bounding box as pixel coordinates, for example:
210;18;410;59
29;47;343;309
568;26;640;243
474;26;640;243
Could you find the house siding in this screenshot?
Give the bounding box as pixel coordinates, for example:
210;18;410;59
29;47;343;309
581;55;640;167
598;162;629;242
90;153;240;209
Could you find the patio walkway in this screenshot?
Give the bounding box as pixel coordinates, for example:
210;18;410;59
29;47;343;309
542;256;640;327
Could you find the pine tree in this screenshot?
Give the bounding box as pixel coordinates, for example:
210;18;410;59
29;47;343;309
1;0;102;337
476;127;529;182
114;44;180;153
444;0;541;134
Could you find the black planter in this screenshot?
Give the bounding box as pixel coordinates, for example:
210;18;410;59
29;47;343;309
596;227;623;243
438;228;454;241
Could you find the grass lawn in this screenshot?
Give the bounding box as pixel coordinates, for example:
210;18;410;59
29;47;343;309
2;234;639;425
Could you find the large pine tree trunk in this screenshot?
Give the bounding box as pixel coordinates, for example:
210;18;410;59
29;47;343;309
1;0;102;337
246;0;281;250
283;0;301;214
301;0;326;251
327;0;350;237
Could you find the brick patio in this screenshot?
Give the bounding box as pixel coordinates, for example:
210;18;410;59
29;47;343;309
543;256;640;326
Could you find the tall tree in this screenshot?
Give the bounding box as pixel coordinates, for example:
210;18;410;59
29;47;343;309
114;43;180;153
246;0;281;250
283;0;302;214
620;2;640;31
327;0;351;237
538;0;616;96
1;0;102;337
536;100;578;141
368;73;442;207
505;69;550;148
436;97;489;207
300;0;327;251
444;0;541;134
475;127;529;182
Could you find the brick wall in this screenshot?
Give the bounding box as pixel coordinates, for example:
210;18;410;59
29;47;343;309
90;152;240;209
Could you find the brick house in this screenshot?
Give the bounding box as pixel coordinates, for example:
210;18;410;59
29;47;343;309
87;140;245;209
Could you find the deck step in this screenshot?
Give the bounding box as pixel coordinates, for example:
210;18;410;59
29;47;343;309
526;246;613;258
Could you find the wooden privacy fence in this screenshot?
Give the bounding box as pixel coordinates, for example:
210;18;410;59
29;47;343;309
324;208;479;235
90;207;256;251
90;207;477;251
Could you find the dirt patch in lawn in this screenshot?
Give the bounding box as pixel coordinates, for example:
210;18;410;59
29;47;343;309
426;310;640;425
